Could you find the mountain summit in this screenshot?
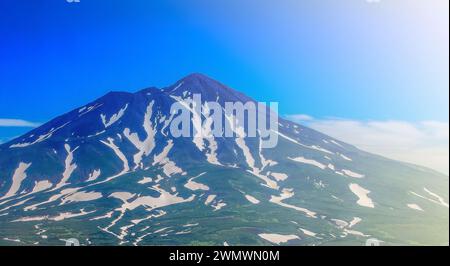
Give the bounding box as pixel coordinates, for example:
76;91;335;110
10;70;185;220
0;74;448;246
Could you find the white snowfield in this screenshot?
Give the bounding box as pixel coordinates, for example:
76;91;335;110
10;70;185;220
258;233;299;245
90;211;114;221
274;130;332;154
152;140;186;177
201;194;226;211
332;217;369;237
53;144;79;190
270;172;288;182
204;195;217;205
101;104;128;128
160;113;175;137
349;217;362;228
259;134;278;171
182;223;199;228
410;188;449;208
270;188;317;218
79;103;103;117
1;162;32;200
225;114;278;190
424;188;449;208
170;96;221;166
98;186;194;241
153;175;164;183
153;140;174;165
344;229;370;237
87;169;101;182
330;140;343;148
331;219;349;229
24;187;79;211
349;183;374;208
3;238;21;243
247;170;279;190
169;81;184;93
407;203;424;211
212;201;227;211
184;172;209;191
339;153;352;161
123;101;156;169
341;169;365;178
101;137;130;174
201;102;221;166
31;180;52;194
299;228;317;237
137;177;152;184
244;194;260;204
288;156;326;170
0;198;33;213
310;145;333;154
110;192;135;202
10;122;69;148
78;106;87;113
154;227;170;234
110;185;194;212
60;191;102;204
87;130;106;138
13;209;94;222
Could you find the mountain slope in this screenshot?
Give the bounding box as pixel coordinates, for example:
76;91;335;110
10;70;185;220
0;73;448;246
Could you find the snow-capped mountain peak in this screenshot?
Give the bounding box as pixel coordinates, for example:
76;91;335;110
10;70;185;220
0;74;447;246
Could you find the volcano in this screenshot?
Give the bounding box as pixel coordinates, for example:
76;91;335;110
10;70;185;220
0;73;448;246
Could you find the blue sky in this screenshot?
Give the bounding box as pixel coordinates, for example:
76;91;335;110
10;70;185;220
0;0;448;173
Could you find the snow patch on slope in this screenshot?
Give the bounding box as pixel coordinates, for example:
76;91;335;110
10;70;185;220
342;169;365;178
10;123;69;148
274;130;332;154
123;101;156;169
100;138;130;174
410;188;449;208
205;195;216;205
31;180;52;194
54;144;79;190
349;183;374;208
258;233;299;245
225;114;278;190
270;188;317;218
14;209;94;222
101;104;128;128
270;172;288;182
87;169;101;182
60;191;103;204
244;194;260;204
152;140;186;177
407;204;424;211
184;172;209;191
288;156;326;170
138;177;152;184
1;162;32;199
170;96;221;166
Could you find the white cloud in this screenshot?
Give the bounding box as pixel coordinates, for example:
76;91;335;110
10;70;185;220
0;119;41;127
285;114;314;121
286;114;449;175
